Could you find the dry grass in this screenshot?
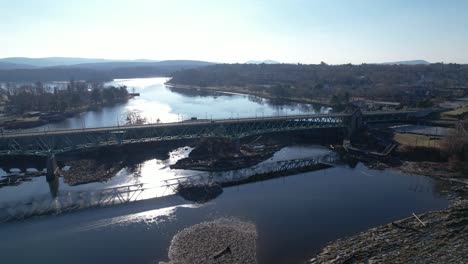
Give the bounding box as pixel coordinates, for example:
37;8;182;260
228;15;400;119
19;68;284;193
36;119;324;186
441;106;468;118
393;133;442;148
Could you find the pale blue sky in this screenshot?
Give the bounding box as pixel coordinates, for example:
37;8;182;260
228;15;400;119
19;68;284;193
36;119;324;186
1;0;467;64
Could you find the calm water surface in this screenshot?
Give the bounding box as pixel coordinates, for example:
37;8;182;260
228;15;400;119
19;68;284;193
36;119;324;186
0;79;451;263
31;77;330;131
0;146;450;264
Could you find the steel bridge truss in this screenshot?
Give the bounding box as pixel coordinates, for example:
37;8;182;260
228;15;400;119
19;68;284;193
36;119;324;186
0;115;347;156
164;154;337;188
0;155;338;221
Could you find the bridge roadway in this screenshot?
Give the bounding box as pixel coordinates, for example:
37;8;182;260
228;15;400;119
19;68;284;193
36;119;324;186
0;111;415;156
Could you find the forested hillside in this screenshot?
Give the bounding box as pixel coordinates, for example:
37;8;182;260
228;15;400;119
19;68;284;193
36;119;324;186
169;63;468;103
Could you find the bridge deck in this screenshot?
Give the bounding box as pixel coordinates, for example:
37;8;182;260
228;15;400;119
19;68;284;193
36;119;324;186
0;111;418;156
0;113;350;138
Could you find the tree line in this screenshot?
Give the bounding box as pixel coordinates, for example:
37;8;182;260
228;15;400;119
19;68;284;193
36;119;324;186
169;63;468;105
5;81;129;114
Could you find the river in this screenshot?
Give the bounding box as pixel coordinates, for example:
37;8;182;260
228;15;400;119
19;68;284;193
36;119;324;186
31;77;330;131
0;78;452;264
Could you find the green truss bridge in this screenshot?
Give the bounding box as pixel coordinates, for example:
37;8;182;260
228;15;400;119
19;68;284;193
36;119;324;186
0;110;420;156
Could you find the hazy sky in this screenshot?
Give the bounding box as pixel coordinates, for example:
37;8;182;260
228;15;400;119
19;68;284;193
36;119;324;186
1;0;467;64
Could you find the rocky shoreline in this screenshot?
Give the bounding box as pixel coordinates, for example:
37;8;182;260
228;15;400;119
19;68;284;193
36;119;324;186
308;199;467;264
313;135;467;263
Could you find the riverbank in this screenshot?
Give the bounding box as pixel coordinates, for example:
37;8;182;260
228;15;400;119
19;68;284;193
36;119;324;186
166;82;334;107
308;199;467;264
0;95;135;130
312;129;467;263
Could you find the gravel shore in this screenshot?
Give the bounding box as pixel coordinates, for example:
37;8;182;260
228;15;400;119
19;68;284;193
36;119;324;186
161;218;257;264
308;199;467;264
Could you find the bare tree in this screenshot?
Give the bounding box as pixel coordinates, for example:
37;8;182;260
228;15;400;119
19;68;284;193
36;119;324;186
124;110;147;125
441;124;468;172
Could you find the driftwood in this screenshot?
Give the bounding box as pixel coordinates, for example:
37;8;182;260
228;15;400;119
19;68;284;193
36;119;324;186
412;212;427;227
213;246;232;260
391;222;420;232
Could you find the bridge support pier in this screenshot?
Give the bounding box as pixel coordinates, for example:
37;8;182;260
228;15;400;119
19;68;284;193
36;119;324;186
347;109;365;140
46;155;58;182
233;138;241;153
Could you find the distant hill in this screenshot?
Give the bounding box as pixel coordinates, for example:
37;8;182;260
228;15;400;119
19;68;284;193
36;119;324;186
0;68;109;82
0;57;162;68
0;62;37;70
245;60;281;64
0;57;117;67
0;60;214;82
381;60;430;65
67;60;213;71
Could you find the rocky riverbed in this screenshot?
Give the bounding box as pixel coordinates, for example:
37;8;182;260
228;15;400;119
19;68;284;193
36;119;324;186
309;199;467;264
170;137;282;171
161;218;257;264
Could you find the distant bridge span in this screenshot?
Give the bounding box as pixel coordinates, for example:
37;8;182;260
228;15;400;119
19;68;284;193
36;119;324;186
0;111;419;156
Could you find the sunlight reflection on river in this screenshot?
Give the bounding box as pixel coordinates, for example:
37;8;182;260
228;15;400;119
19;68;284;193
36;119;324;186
69;204;202;233
0;146;201;219
28;77;330;131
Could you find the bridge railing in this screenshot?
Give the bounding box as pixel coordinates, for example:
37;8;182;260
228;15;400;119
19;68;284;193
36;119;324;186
0;114;349;155
0;113;350;137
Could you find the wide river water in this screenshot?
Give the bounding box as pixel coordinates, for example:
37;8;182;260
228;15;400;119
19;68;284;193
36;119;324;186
0;78;452;264
31;77;330;131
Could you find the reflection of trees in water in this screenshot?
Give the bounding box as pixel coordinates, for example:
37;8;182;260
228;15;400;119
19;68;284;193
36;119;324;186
265;98;295;107
177;183;223;203
247;95;265;105
345;157;360;168
168;87;229;98
249;96;327;114
313;104;324;113
129;163;143;179
169;87;330;115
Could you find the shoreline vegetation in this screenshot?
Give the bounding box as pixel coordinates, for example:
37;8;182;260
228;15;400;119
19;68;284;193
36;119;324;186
168;63;468;110
165;82;334;107
0;81;133;130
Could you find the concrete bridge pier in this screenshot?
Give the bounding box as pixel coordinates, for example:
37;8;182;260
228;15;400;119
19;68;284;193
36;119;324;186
347;109;365;140
233;138;241;153
46;155;58;182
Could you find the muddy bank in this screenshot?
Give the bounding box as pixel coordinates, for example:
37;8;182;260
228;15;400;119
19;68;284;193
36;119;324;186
391;160;463;179
315;130;468;263
308;199;467;264
341;128;466;180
